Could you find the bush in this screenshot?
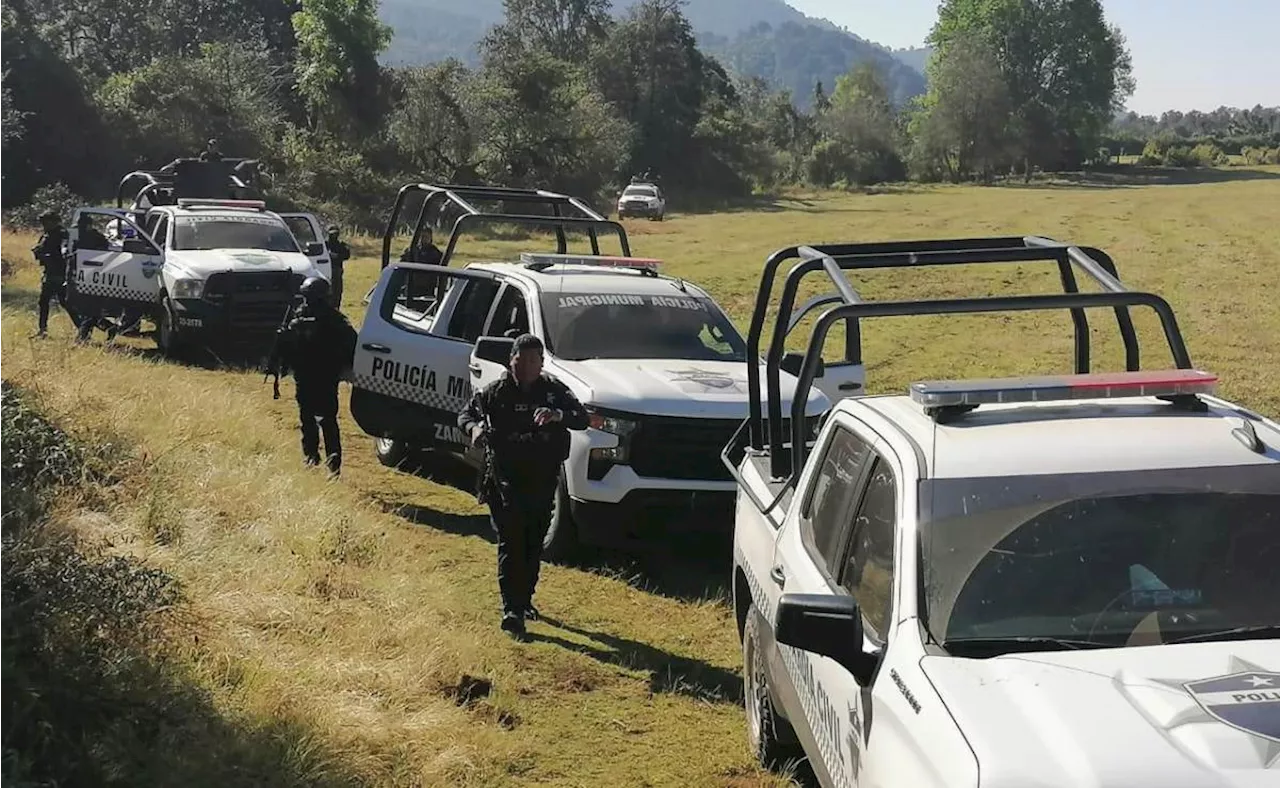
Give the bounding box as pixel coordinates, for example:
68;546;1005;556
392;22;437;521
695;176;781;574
1189;142;1228;167
2;183;85;230
1;382;185;787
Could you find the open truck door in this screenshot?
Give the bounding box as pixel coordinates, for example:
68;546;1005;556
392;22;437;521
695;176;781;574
278;212;331;278
66;208;164;324
351;262;502;464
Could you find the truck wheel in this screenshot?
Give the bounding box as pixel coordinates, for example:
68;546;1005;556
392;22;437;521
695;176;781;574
374;437;414;469
744;606;803;770
156;299;185;358
541;472;578;563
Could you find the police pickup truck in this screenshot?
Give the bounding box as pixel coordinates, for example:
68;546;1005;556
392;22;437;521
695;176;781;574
353;250;836;558
727;236;1280;787
68;198;329;356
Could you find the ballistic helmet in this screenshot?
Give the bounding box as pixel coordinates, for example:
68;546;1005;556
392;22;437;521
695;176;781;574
299;276;331;302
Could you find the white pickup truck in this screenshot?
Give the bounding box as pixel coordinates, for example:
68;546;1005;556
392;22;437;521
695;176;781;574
728;237;1280;787
68;199;329;356
351;251;837;558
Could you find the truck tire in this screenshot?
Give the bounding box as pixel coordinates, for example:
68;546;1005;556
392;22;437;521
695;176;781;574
541;472;578;563
374;437;414;469
744;606;804;770
156;298;185;358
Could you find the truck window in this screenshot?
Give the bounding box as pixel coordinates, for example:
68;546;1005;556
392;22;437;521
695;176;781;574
802;426;873;575
445;279;500;342
152;215;170;248
487;284;530;338
392;267;445;321
840;456;897;641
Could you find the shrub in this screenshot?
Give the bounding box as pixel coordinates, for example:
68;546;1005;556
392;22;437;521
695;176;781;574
3;183;85;230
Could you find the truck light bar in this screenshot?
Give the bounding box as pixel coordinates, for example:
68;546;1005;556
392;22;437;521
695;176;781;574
176;198;267;210
909;369;1218;408
519;252;661;271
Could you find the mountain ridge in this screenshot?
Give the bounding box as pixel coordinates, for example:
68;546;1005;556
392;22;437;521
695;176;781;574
378;0;933;106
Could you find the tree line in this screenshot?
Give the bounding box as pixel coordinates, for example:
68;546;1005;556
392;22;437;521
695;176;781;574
2;0;1275;232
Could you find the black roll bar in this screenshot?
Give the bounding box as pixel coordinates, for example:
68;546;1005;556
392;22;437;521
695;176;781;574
745;236;1145;453
781;291;1192;480
379;182;631;269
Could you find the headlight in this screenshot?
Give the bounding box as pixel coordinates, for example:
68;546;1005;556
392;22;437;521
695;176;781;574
170;278;203;299
587;409;638;436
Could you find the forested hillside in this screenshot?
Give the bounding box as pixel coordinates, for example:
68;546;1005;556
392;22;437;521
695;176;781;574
379;0;927;107
3;0;1276;233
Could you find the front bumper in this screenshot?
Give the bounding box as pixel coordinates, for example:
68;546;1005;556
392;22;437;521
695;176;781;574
571;488;737;549
618;202;662;216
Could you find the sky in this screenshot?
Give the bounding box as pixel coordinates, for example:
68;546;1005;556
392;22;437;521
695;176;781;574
784;0;1280;115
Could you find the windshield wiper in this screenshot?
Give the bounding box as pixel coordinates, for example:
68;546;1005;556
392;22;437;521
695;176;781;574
944;636;1114;656
1169;624;1280;644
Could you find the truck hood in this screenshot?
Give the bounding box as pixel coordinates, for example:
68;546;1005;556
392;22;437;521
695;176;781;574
550;358;830;419
921;642;1280;787
166;249;317;278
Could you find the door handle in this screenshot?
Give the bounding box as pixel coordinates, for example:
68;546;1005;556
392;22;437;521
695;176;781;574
79;259;104;267
361;343;391;354
838;381;863;391
469;364;482;377
769;565;786;588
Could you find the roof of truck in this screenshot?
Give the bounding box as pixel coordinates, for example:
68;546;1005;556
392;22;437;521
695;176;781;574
468;261;711;298
845;392;1280;480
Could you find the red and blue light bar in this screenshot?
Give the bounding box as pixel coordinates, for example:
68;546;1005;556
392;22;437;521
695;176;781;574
909;369;1219;408
176;198;267;210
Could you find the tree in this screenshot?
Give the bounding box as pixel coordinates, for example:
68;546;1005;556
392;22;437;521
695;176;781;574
928;0;1134;176
810;63;905;185
1;69;27;152
481;0;612;65
912;33;1012;180
387;60;478;181
291;0;392;135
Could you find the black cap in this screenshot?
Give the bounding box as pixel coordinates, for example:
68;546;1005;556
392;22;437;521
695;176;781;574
327;224;339;234
510;333;543;358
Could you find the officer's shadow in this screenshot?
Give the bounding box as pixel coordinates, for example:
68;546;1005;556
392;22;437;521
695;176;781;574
526;614;743;705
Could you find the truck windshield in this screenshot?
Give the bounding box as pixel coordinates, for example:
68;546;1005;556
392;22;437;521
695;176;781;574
172;215;301;253
920;466;1280;655
624;186;657;198
540;292;749;362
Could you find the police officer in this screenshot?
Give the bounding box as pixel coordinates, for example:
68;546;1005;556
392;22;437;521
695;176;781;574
272;276;358;476
31;211;80;339
457;334;589;639
199;138;223;162
324;225;351;308
70;214;113;342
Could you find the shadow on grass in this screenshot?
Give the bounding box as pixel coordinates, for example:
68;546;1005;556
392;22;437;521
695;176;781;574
377;451;733;605
993;165;1280;191
532;615;743;705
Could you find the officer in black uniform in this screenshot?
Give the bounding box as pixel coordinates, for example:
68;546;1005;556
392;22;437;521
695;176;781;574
272;276;358;476
458;334;589;639
324;225;351;308
31;211;80;338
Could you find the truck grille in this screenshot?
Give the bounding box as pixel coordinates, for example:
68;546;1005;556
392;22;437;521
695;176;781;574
203;271;302;328
627;413;820;482
628;415;744;481
204;271;302;296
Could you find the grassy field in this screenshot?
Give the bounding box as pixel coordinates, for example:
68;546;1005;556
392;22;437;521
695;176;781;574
3;165;1279;787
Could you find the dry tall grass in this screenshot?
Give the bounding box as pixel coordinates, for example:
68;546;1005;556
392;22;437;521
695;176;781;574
3;166;1278;786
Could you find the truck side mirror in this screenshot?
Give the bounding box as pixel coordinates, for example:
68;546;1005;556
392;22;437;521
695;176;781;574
474;336;515;366
780;352;824;380
775;592;878;686
304;241;325;257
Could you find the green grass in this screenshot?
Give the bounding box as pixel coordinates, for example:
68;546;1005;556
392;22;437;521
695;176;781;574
2;165;1279;786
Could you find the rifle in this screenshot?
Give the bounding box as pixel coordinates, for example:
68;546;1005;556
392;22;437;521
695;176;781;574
263;295;301;400
475;409;510;508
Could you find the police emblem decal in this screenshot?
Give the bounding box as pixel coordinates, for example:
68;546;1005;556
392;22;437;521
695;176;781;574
664;367;742;391
1183;671;1280;743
